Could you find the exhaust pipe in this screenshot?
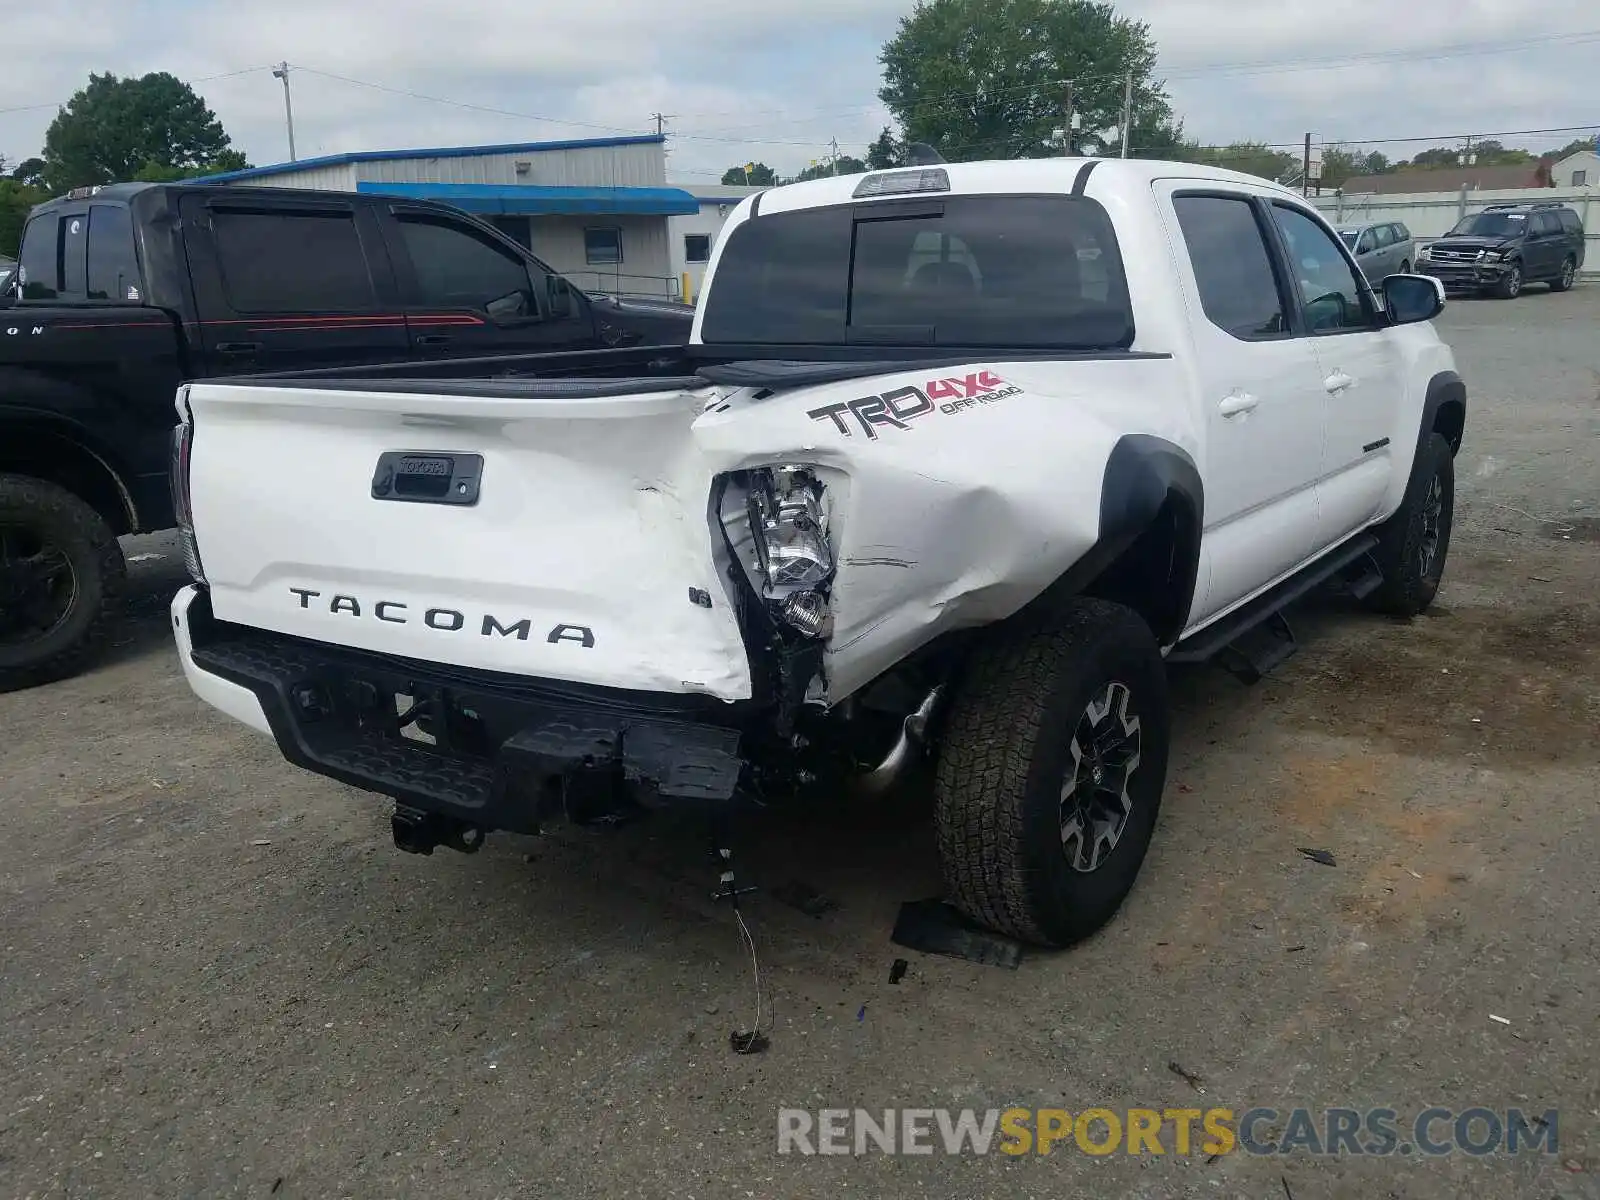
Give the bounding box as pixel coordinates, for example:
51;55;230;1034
856;687;943;796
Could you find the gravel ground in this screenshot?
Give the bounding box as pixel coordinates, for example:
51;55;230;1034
2;287;1598;1200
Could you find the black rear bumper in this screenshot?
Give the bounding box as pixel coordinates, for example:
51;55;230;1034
185;594;747;833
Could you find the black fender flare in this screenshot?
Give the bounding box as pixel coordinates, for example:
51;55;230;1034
1026;434;1204;645
1418;369;1467;462
0;396;143;532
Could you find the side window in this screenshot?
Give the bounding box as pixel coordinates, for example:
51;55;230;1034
396;215;536;320
212;209;378;313
1269;203;1374;334
684;233;711;264
1560;209;1583;235
17;216;60;300
584;227;622;265
1172;194;1287;340
87;205;141;302
1394;223;1411;240
1356;229;1377;254
1533;212;1560;236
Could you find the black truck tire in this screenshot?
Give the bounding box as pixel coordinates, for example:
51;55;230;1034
933;599;1171;947
1367;432;1454;617
1493;261;1523;299
0;474;126;692
1550;256;1577;292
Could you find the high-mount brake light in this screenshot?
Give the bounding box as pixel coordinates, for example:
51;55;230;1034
852;168;951;199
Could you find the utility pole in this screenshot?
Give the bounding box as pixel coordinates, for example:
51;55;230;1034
271;62;296;162
1302;132;1312;197
1062;80;1076;156
1120;69;1134;158
651;112;673;137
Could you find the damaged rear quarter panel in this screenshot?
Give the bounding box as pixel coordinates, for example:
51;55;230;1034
690;356;1192;702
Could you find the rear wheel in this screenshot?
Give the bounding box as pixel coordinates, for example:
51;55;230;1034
933;599;1171;947
1494;261;1523;299
0;475;125;692
1550;256;1576;292
1368;433;1454;617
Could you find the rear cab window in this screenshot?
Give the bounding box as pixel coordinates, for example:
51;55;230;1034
699;193;1133;351
18;209;86;302
210;207;378;313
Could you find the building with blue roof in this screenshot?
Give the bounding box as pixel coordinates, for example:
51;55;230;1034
195;134;704;300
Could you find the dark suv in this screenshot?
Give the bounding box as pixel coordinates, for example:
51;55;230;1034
1418;202;1585;299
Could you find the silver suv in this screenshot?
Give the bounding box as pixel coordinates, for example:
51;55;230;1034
1338;221;1416;283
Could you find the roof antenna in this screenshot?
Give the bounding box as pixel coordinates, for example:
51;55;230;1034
905;142;946;166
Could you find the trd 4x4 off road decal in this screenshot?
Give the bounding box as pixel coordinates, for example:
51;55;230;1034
807;371;1021;439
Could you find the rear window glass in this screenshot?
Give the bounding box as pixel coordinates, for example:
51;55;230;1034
700;195;1133;350
18;216;60;300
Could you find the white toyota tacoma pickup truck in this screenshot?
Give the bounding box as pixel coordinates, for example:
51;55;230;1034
169;157;1465;947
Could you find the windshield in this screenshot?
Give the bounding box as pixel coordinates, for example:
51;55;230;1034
1339;231;1358;249
699;194;1133;350
1447;213;1528;238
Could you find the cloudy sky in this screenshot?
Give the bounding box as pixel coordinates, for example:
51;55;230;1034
2;0;1596;181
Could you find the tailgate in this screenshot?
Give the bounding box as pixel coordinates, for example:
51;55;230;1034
184;380;753;700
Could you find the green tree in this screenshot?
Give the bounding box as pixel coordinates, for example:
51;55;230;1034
0;179;46;257
133;149;250;183
42;72;245;193
793;155;867;183
1543;136;1596;161
866;126;903;170
1319;146;1391;188
10;157;46;188
878;0;1177;161
720;162;777;186
1174;141;1297;183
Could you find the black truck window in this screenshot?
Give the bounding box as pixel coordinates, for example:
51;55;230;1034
700;195;1133;350
61;213;88;299
87;205;141;302
212;208;378;313
396;214;537;317
17;216;59;300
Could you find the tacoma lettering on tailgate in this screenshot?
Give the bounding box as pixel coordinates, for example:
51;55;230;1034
287;588;595;647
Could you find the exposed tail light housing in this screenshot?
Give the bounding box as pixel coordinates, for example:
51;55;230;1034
717;465;835;638
170;393;206;584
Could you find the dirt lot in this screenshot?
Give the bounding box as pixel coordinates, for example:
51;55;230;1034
3;288;1599;1200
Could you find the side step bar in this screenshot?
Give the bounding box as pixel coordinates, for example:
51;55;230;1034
1168;533;1382;677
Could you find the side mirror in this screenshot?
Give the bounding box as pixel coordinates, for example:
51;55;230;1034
1382;273;1445;324
546;275;583;320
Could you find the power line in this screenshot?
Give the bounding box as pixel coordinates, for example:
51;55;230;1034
0;64;276;117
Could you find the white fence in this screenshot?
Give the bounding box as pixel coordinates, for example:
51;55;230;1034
1309;185;1600;277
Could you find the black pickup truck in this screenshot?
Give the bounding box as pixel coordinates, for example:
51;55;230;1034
0;182;693;690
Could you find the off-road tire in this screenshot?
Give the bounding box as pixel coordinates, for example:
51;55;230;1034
0;474;125;692
1494;261;1523;299
1550;256;1577;293
1367;432;1454;617
933;599;1171;947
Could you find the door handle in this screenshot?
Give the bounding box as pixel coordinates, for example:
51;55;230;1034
1325;370;1355;394
414;334;452;347
1218;392;1260;417
214;340;262;354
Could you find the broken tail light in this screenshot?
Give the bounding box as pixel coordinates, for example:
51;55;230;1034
170;393;206;584
718;465;835;638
